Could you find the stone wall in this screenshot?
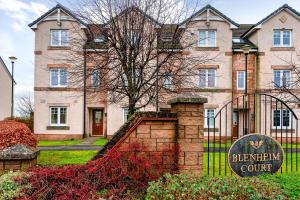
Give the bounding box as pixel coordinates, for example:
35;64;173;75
94;93;207;176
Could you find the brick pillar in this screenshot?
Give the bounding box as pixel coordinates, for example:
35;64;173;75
168;93;207;176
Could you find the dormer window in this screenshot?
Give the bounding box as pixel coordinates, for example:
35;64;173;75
94;35;105;43
50;30;69;46
273;30;292;47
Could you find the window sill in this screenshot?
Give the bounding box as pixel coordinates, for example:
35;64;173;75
195;47;219;51
48;46;71;50
47;126;70;130
270;47;295;51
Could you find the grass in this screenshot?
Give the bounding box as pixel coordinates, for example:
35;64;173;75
38;139;82;146
203;152;300;176
259;173;300;200
93;138;108;146
37;150;97;166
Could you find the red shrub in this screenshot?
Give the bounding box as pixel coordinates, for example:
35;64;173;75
0;120;37;149
18;143;177;200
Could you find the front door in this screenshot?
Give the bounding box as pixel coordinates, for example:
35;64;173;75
232;111;239;139
92;109;103;136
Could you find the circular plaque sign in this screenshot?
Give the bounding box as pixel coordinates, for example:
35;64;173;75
228;134;284;177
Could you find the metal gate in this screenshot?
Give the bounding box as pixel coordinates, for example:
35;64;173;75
206;93;299;176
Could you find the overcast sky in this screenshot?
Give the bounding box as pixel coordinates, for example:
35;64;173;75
1;0;300;99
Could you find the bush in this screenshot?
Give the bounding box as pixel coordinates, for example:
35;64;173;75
18;143;174;200
0;120;37;149
0;171;30;200
146;173;287;200
4;116;34;132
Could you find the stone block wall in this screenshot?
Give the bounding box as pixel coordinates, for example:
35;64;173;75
94;93;207;176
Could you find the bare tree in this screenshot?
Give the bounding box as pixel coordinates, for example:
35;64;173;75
16;93;34;118
268;51;300;105
62;0;214;116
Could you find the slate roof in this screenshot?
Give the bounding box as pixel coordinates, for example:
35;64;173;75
28;3;87;28
179;4;239;27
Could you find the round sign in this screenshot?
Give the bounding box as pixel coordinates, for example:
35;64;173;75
228;134;284;177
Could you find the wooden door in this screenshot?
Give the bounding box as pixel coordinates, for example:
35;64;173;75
232;111;239;139
92;109;103;136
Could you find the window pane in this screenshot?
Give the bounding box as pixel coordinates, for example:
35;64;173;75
237;71;245;89
123;108;129;122
60;69;67;86
282;70;290;87
51;108;58;124
163;72;172;88
206;109;215;127
61;30;69;46
207;69;215;87
60;108;67;124
92;69;100;87
199;31;206;46
273;30;281;46
282;110;290;127
208;31;216;47
51;30;59;46
273;110;281;127
282;31;290;46
199;70;206;87
273;70;281;88
50;69;59;86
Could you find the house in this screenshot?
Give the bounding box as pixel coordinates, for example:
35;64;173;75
29;3;300;140
0;57;14;120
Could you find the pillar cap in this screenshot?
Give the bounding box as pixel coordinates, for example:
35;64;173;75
167;93;208;105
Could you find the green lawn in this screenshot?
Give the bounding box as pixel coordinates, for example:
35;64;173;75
38;139;82;146
37;150;97;166
93;138;108;146
204;152;300;176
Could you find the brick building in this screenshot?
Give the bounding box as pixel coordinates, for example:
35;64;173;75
29;4;300;140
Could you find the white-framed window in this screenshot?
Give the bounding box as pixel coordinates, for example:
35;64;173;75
91;69;100;87
50;107;67;126
199;69;216;88
205;109;215;128
273;30;292;47
198;30;217;47
273;70;291;88
50;30;69;46
273;109;291;128
123;107;129;123
50;68;68;87
163;72;172;89
237;71;246;90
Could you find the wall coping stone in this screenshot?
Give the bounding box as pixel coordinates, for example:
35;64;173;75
167;93;208;105
0;144;39;160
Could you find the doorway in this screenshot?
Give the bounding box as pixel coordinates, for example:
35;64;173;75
92;109;103;136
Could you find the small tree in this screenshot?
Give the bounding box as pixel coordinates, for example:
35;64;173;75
16;93;34;118
63;0;215;117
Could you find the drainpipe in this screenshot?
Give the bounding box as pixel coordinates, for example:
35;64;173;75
83;49;87;138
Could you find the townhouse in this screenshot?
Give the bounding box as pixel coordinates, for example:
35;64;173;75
0;57;14;120
29;4;300;140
